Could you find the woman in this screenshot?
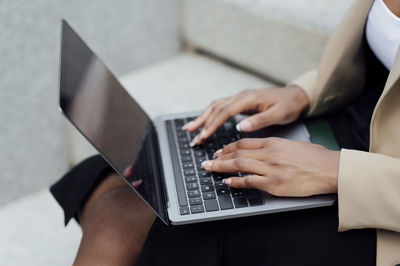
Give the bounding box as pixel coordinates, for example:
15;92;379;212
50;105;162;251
51;0;400;265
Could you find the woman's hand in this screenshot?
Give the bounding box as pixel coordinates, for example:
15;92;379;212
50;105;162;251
183;84;310;146
201;138;340;197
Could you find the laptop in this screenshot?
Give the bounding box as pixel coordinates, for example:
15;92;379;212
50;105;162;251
59;20;336;225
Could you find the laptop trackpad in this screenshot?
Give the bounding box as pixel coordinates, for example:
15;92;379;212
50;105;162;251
238;119;311;143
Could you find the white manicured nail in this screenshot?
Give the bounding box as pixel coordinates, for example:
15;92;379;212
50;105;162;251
214;149;223;157
182;121;195;130
190;135;199;147
201;160;213;169
200;129;207;139
236;123;241;132
238;120;251;132
222;178;232;185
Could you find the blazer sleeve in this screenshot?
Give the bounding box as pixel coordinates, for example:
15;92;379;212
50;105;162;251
288;70;318;115
338;149;400;233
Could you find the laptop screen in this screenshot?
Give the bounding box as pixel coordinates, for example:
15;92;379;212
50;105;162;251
59;21;167;223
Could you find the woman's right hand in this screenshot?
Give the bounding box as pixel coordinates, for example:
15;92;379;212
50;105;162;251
183;84;310;146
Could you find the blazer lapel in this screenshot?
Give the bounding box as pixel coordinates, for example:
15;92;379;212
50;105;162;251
381;48;400;96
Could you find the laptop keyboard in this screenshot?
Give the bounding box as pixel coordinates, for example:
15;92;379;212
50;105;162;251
166;117;264;215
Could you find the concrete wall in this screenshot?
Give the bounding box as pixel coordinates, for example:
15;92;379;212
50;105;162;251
0;0;180;205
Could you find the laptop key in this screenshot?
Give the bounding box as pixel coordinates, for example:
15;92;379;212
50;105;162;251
213;173;223;182
245;189;259;197
188;190;201;198
189;197;203;206
181;155;192;162
185;176;197;183
214;182;228;190
194;151;206;157
199;177;212;184
175;119;185;127
218;195;234;210
181;149;191;156
184;169;196;176
180;207;190;215
203;192;216;200
180;143;190;150
177;131;187;137
198;171;211;178
178;138;189;143
182;162;194;169
190;205;205;214
248;197;264;206
186;183;199;190
166;121;188;207
194;157;206;164
204;199;219;212
233;197;248;208
201;185;214;193
216;188;229;196
231;188;244;197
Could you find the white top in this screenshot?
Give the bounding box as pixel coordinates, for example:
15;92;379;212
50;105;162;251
366;0;400;70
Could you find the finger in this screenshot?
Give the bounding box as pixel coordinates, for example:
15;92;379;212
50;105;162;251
222;175;269;190
236;105;285;132
215;149;265;161
214;138;267;157
131;179;143;188
182;99;225;132
123;165;134;178
196;98;248;143
201;158;267;176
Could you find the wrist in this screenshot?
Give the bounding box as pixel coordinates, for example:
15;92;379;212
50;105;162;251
326;150;340;193
286;84;310;114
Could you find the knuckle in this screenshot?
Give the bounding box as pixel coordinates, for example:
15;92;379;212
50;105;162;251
222;145;230;154
232;150;242;159
234;158;244;171
236;139;247;149
243;176;254;187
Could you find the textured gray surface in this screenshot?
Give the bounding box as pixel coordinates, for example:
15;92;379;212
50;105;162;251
182;0;354;83
0;0;180;205
0;189;81;266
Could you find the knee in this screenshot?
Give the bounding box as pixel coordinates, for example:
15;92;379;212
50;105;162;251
83;186;155;241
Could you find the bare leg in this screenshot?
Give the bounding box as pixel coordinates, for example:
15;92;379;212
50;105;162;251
73;172;156;266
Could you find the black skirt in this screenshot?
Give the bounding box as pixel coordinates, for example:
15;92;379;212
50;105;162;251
50;155;112;225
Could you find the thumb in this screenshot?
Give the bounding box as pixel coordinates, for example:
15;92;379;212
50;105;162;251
236;106;283;132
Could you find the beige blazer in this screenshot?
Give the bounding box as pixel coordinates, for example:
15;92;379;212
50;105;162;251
291;0;400;264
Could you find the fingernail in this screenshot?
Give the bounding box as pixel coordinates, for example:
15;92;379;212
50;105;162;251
222;178;232;185
214;149;222;157
201;160;213;169
182;121;195;130
236;123;241;132
238;120;251;132
199;129;207;139
190;135;199;147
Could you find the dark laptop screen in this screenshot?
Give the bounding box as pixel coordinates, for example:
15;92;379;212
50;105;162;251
59;21;167;223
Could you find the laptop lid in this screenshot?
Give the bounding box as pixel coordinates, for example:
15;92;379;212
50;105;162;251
59;20;168;224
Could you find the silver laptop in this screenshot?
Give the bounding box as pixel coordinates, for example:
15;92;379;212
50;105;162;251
59;20;336;225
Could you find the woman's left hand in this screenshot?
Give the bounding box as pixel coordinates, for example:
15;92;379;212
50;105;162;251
201;138;340;197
